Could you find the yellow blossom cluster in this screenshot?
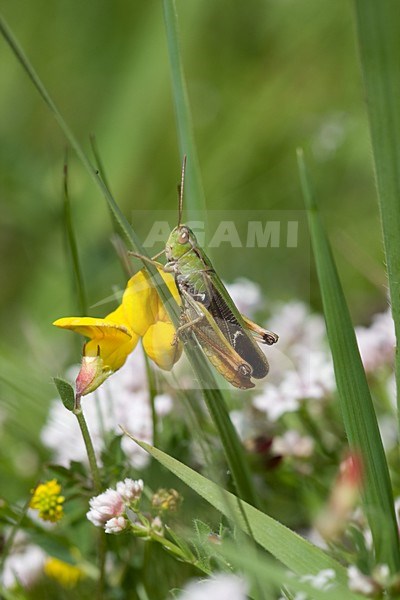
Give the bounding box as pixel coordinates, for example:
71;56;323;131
44;557;84;588
29;479;65;523
53;268;182;398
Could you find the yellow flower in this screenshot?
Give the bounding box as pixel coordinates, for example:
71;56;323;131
44;557;84;588
53;268;182;396
30;479;65;523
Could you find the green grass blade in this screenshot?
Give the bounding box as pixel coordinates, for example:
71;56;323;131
62;152;88;315
125;435;350;586
0;13;259;508
353;1;400;426
163;0;206;215
218;543;364;600
297;149;400;572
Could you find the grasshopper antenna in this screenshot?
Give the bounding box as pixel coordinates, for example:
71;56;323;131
178;154;187;227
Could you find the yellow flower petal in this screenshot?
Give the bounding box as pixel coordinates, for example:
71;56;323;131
53;316;131;340
119;270;159;336
121;269;181;335
53;316;138;374
142;322;183;371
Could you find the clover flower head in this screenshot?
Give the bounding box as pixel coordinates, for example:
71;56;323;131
29;479;65;523
86;488;125;527
152;488;182;513
116;478;144;503
104;516;128;534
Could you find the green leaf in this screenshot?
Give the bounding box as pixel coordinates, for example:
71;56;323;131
162;0;206;216
53;377;75;412
218;542;364;600
353;1;400;425
124;433;349;585
297;149;400;571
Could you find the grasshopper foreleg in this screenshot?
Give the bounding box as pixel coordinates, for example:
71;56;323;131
128;251;165;267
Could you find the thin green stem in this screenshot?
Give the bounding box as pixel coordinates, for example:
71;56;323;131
144;351;158;448
74;408;102;493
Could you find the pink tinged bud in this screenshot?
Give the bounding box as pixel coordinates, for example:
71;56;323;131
151;516;164;535
332;453;363;514
104;516;128;534
75;352;111;398
338;453;363;488
86;489;125;527
316;453;363;541
116;478;144;503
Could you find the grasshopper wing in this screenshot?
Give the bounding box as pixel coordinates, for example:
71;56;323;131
197;271;270;379
179;290;256;390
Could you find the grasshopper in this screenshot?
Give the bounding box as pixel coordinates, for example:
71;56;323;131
136;157;278;389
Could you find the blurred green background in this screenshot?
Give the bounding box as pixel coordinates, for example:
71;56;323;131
0;0;386;498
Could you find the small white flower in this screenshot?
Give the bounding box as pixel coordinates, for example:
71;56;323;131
178;573;249;600
254;350;334;422
104;516;127;534
87;489;124;527
356;310;395;373
347;566;377;596
301;568;336;590
116;478;143;503
373;564;390;587
2;534;45;589
272;430;314;458
253;384;300;422
268;301;327;363
154;393;173;416
225;278;263;316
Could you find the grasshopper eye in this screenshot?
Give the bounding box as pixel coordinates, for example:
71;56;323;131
178;228;189;244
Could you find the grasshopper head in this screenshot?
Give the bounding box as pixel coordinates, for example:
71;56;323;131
165;225;197;261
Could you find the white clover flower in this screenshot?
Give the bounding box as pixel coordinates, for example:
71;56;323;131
253;384;300;422
272;430;314;458
356;309;395;373
2;534;45;589
301;568;336;590
253;350;334;422
116;478;143;503
87;489;125;527
225;278;263;317
178;573;249;600
42;347;173;469
104;516;128;534
268;301;327;363
347;566;377;596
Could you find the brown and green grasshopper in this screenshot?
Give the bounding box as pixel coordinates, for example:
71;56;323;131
137;157;278;389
